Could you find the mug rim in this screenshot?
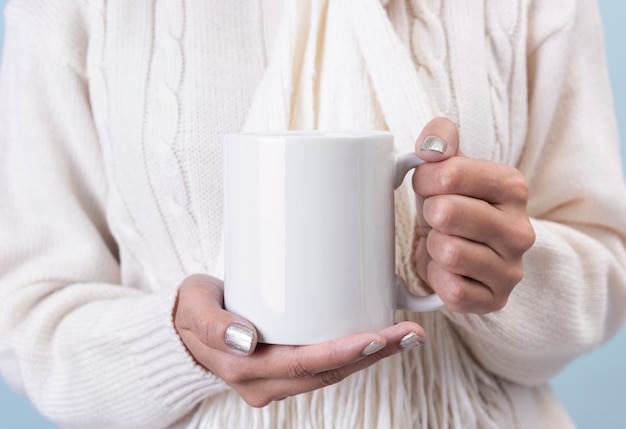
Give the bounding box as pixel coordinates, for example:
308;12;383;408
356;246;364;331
230;129;392;139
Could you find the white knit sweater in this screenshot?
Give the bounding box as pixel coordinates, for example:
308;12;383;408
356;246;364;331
1;0;626;428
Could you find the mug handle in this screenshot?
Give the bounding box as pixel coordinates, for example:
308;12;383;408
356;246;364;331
393;153;445;312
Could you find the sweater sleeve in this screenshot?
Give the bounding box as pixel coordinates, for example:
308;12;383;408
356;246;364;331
443;0;626;386
0;2;227;427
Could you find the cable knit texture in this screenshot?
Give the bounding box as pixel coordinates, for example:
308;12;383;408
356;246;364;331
1;0;625;428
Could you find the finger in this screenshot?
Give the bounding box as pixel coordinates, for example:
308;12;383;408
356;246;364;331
426;261;507;314
285;321;425;382
232;322;426;407
414;157;529;207
289;322;426;389
415;117;460;162
205;332;388;388
240;321;425;382
426;229;524;293
239;332;388;381
175;274;258;356
422;194;528;260
191;330;389;406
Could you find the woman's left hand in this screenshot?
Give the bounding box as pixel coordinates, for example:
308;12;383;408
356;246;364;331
412;118;536;314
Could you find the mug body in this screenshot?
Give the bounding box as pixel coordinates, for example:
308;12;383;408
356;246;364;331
224;131;396;344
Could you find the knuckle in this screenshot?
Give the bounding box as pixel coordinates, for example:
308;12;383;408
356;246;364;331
443;282;466;308
436;239;463;271
490;273;520;313
520;224;537;250
509;171;530;202
190;309;213;344
491;293;509;312
436;161;463;194
508;222;536;254
508;264;525;286
319;369;346;387
427;198;459;232
287;356;316;379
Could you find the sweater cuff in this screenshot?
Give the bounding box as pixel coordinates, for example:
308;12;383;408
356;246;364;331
440;218;620;385
125;286;228;413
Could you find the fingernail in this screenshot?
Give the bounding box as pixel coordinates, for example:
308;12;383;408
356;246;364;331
225;323;254;355
361;340;385;356
420;136;447;154
399;332;424;350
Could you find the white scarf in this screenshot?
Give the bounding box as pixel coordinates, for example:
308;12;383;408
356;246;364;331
230;1;514;427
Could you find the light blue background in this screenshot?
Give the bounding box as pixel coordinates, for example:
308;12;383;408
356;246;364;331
1;1;625;428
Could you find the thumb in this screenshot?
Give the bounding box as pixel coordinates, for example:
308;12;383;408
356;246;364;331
175;274;259;356
415;117;462;162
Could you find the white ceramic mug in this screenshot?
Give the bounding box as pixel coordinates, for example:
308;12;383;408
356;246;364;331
223;131;444;345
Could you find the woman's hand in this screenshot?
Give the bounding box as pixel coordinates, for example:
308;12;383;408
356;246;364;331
173;274;426;407
413;118;536;314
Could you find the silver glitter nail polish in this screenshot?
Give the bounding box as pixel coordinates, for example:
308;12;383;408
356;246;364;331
361;341;385;356
399;332;424;350
225;323;254;355
421;136;447;155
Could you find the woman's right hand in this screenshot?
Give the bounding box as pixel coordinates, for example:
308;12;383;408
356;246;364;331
173;274;426;407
